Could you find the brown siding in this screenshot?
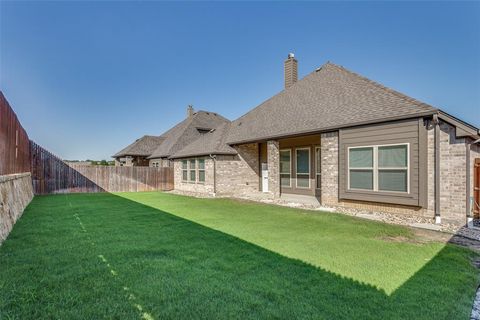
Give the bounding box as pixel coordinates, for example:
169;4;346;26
339;119;426;207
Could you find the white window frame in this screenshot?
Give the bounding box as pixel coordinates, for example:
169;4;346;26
315;146;321;189
295;147;311;189
347;143;410;194
280;149;292;188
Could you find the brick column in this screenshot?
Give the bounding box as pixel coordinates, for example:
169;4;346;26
267;140;280;198
320;132;339;206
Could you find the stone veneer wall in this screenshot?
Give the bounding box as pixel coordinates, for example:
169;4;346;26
267;140;280;198
320;121;475;226
0;173;34;244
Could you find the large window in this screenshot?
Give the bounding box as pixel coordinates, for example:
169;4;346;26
296;148;310;188
348;144;408;193
181;160;188;181
182;158;206;184
280;150;291;187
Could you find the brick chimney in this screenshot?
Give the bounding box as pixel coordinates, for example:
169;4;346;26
187;105;194;118
284;53;298;89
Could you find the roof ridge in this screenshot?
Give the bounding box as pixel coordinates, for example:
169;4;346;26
325;62;438;112
193;110;231;122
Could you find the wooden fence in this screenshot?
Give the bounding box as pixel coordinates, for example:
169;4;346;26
30;141;173;195
0;92;30;175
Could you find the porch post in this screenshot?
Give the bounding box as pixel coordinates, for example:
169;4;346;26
267;140;280;198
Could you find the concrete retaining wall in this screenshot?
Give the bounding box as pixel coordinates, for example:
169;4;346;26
0;173;33;244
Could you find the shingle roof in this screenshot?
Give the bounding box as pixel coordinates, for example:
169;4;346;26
148;111;230;159
226;62;438;144
113;135;165;157
170;123;237;159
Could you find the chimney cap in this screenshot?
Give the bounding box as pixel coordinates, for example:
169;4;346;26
288;53;295;59
187;105;194;118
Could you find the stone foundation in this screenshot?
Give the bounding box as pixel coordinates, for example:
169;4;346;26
0;173;34;244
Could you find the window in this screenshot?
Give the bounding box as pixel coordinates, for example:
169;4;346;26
378;145;408;192
280;150;291;187
182;160;188;181
296;148;310;188
315;147;321;189
198;159;205;183
349;147;374;190
348;144;408;193
189;159;196;182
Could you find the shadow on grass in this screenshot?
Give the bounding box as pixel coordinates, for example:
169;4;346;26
0;192;478;320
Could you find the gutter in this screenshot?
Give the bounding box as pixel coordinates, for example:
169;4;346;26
226;111;437;146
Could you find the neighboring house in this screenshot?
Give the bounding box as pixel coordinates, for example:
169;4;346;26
112;106;230;167
113;135;165;166
166;54;480;227
147;106;230;167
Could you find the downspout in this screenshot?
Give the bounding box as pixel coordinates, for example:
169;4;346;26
433;114;441;224
209;154;216;196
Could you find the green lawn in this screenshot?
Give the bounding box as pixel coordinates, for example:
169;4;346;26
0;192;478;319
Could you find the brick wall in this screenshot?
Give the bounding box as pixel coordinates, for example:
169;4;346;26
437;121;467;224
173;158;215;195
320;132;339;206
173;143;261;197
216;144;260;196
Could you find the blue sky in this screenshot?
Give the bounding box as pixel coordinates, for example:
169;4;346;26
1;1;479;160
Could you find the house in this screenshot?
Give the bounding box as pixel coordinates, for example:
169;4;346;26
113;135;165;166
165;54;480;227
112;105;230;167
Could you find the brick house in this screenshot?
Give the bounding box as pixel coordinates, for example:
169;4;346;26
115;54;480;227
113;135;165;166
113;106;230;167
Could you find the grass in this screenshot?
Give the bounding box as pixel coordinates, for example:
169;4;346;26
0;192;478;319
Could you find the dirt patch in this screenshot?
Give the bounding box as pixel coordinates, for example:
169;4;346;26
378;227;480;252
378;235;427;245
